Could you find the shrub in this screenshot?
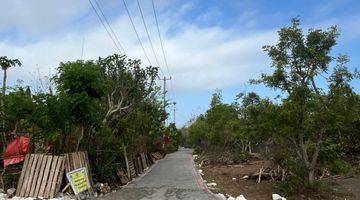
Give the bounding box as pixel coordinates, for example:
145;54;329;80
234;151;250;162
329;159;352;175
165;142;178;154
193;146;201;155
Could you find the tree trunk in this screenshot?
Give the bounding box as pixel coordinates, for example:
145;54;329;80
308;169;315;185
76;125;84;151
123;144;131;179
248;142;252;153
1;69;7;150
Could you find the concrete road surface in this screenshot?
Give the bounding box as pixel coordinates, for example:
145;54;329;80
100;148;218;200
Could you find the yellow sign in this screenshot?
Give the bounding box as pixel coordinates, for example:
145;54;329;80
66;167;90;194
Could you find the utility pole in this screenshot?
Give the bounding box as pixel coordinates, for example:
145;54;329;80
159;76;171;110
159;76;171;125
81;37;85;60
172;102;176;125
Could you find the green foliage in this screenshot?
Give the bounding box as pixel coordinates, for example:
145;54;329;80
193;146;201;155
236;151;250;162
329;159;352;175
254;18;359;187
56;60;104;98
165;142;178;154
275;175;305;196
187;90;272;154
4;86;34;133
185;18;359;196
0;56;21;70
0;53;168;186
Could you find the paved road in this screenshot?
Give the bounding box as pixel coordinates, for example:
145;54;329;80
100;148;218;200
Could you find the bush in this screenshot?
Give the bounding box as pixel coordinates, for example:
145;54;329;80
193;146;201;155
275;175;304;196
165;142;178;154
329;159;352;175
93;162;119;185
275;178;334;199
234;151;250;162
3;172;20;190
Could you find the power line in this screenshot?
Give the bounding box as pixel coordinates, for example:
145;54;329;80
136;0;161;69
151;0;175;106
88;0;123;54
93;0;126;54
151;0;170;76
122;0;152;66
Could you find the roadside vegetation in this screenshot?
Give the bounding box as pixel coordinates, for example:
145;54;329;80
0;54;182;189
185;18;360;199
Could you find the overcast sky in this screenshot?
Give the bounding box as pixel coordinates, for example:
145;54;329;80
0;0;359;127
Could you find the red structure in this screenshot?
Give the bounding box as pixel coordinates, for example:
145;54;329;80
3;136;30;167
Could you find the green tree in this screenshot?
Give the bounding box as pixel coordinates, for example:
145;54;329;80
55;60;104;151
98;54;159;127
4;86;34;135
256;18;359;184
233;92;274;152
0;56;21;147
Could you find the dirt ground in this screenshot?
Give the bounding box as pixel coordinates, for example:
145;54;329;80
202;160;275;200
331;174;360;200
201;158;360;200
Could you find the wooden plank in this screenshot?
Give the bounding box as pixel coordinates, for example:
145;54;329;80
68;153;73;171
55;157;65;197
65;153;71;172
84;152;95;194
29;154;44;197
44;156;59;198
141;153;147;169
73;152;78;168
16;154;30;196
38;155;53;198
70;153;76;169
71;152;78;169
75;152;82;168
79;152;84;167
64;154;70;173
80;151;90;170
84;151;94;189
34;155;48;197
137;157;143;173
19;154;34;196
24;154;39;196
49;156;64;198
146;154;153;165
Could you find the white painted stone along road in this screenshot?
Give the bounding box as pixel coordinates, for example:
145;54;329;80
99;148;218;200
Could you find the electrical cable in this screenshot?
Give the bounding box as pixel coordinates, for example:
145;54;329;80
122;0;153;66
93;0;126;54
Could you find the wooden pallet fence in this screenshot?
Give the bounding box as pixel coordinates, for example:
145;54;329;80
16;154;65;199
